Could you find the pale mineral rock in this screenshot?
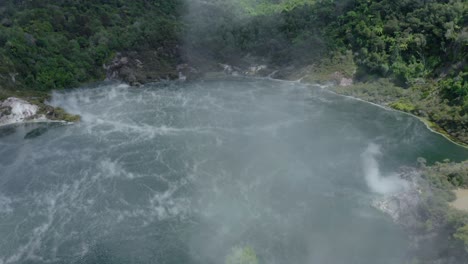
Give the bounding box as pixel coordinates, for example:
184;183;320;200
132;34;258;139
0;97;39;126
371;169;423;228
339;77;353;87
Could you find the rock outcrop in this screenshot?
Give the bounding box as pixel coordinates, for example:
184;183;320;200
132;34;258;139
330;72;353;87
0;97;80;126
0;97;40;126
371;167;425;229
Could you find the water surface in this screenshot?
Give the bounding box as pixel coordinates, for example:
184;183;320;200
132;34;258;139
0;78;467;264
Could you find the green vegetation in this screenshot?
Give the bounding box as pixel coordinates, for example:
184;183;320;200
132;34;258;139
389;100;416;112
0;0;182;92
287;51;356;83
327;0;468;145
43;106;81;122
454;224;468;252
334;0;466;83
331;78;468;145
239;0;316;15
411;160;468;262
331;79;406;104
185;0;339;66
0;0;183;122
424;160;468;189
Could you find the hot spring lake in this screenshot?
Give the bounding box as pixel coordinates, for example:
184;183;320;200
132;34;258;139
0;78;467;264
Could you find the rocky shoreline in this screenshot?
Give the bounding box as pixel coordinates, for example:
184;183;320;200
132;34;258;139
370;168;424;227
327;81;468;148
0;97;40;126
0;96;80;127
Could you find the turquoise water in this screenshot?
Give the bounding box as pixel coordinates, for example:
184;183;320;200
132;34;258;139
0;78;467;264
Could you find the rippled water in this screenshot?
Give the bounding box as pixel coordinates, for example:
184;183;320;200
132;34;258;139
0;78;467;264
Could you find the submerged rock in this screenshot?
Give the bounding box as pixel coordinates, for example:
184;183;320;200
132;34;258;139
23;123;64;139
24;126;49;139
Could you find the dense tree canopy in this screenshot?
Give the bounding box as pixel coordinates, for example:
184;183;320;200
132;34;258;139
0;0;466;116
0;0;183;91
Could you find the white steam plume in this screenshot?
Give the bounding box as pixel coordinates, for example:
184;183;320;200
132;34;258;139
361;143;408;195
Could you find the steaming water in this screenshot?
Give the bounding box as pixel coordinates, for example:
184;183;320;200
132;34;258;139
0;78;467;264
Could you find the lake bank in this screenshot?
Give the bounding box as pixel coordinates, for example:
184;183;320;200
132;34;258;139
327;80;468;148
322;86;468;150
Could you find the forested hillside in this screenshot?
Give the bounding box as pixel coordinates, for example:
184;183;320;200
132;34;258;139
332;0;468;145
2;0;466;94
0;0;182;92
191;0;466;96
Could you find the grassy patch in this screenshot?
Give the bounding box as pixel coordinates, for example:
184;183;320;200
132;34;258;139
330;78;405;104
389;99;416;112
330;78;468;147
45;107;80;122
300;51;357;83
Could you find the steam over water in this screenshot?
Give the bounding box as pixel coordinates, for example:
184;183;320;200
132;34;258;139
361;143;409;195
0;78;467;264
